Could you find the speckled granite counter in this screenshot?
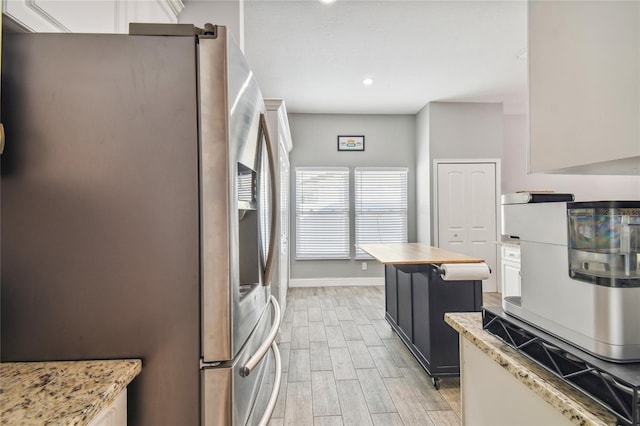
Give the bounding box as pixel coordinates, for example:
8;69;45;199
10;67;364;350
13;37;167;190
499;237;520;247
1;359;141;425
445;312;616;426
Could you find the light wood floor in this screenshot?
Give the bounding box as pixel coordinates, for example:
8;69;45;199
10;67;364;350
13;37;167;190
270;285;502;426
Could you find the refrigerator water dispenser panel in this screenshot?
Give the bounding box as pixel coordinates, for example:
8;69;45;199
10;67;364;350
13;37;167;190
238;163;257;211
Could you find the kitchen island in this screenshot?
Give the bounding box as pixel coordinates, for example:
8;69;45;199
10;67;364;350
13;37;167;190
445;312;617;426
359;243;486;388
1;359;142;425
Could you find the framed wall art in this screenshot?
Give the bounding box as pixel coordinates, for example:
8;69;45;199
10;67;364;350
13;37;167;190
337;135;365;151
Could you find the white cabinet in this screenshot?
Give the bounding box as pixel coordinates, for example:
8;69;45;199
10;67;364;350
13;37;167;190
528;0;640;175
88;389;127;426
500;244;520;298
3;0;184;33
460;338;574;425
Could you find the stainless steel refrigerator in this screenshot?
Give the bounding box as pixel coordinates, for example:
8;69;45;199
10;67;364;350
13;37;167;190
1;23;281;425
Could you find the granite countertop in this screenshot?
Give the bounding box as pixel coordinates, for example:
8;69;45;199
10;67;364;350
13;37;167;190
358;243;484;265
445;312;616;426
1;359;142;425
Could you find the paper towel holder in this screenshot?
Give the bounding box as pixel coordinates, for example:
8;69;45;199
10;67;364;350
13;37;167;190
435;264;492;277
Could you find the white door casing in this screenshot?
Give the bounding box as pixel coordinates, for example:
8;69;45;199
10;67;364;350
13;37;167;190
434;160;499;292
278;138;290;318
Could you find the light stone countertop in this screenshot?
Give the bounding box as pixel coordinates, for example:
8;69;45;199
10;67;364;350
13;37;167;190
358;243;484;265
497;236;521;247
1;359;142;425
445;312;616;426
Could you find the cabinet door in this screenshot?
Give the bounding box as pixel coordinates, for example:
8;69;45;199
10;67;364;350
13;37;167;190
411;272;430;359
502;260;521;298
396;268;413;342
428;270;482;368
528;1;640;174
385;265;398;325
88;389;127;426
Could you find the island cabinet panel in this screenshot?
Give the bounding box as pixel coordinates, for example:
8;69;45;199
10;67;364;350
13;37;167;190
384;263;483;386
384;265;398;325
397;268;414;342
411;272;431;360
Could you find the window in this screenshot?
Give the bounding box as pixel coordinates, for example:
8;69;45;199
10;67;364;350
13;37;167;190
355;167;408;258
295;167;350;259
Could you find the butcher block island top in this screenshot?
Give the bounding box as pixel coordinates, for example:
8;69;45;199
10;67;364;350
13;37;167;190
0;359;141;425
359;243;484;265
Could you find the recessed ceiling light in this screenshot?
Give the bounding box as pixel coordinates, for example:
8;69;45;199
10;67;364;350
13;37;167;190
362;78;374;86
320;0;336;4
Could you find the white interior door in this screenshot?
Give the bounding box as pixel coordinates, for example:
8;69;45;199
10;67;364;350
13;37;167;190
437;162;497;292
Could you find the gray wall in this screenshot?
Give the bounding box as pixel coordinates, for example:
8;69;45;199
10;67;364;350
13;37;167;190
288;113;416;280
503;114;640;200
429;102;503;160
415;102;504;245
416;105;431;245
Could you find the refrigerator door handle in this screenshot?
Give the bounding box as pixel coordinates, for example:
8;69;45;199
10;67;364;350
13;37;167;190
260;113;278;287
0;123;5;154
241;295;281;377
256;341;282;426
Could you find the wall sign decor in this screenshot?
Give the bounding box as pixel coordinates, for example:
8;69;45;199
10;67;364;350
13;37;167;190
337;135;365;151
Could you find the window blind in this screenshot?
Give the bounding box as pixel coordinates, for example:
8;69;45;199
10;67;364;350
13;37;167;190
355;167;408;258
296;167;350;260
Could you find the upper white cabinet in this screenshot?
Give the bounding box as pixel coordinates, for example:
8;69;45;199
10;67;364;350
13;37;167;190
3;0;184;33
528;1;640;175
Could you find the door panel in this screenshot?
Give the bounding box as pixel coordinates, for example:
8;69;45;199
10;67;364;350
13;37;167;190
439;169;466;251
202;299;277;426
437;162;497;292
200;33;270;363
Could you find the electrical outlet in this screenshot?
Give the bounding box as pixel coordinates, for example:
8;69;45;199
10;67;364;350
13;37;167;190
362;262;367;271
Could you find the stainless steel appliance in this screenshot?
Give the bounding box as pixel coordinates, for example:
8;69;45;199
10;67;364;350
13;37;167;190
1;23;281;425
502;195;640;362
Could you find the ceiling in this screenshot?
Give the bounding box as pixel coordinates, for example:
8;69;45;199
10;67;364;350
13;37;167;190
241;0;528;115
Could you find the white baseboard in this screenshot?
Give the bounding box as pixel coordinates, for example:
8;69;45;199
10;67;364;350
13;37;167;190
289;277;385;288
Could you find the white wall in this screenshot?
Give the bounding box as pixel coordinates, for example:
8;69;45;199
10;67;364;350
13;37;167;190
416;104;431;244
503;115;640;200
429;102;503;160
288;113;416;280
416;102;504;245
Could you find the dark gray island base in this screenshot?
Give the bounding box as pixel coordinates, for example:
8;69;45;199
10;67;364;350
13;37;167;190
385;263;483;388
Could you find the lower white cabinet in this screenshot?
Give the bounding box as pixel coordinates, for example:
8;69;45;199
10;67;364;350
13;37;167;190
500;244;521;297
3;0;184;33
460;338;573;425
88;389;127;426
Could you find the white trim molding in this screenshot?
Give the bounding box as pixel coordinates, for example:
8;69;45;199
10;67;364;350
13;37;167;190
289;277;384;288
4;0;69;32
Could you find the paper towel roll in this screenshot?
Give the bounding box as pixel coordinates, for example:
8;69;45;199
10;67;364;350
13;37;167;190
440;262;491;281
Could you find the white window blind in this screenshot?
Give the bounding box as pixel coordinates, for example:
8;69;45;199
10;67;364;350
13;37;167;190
355;167;408;258
296;167;350;260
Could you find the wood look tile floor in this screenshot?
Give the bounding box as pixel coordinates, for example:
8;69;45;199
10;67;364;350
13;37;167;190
270;286;502;426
